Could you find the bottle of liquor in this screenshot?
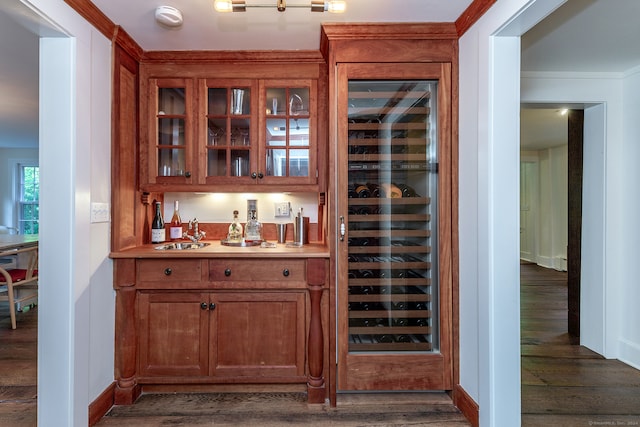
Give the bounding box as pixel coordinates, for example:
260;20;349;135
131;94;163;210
227;210;243;243
244;209;263;243
151;201;165;243
169;200;182;241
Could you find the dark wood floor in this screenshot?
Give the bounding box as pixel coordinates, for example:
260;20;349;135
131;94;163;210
2;264;640;426
520;262;640;426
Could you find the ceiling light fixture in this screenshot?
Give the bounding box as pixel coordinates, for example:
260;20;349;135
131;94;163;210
214;0;346;13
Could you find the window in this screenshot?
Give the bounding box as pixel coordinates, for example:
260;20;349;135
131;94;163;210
18;165;39;235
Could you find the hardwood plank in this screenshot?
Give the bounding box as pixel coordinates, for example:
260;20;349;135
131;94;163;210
522;385;640;415
97;392;471;426
520;263;640;424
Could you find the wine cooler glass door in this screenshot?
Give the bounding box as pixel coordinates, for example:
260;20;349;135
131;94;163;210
347;79;438;352
338;63;452;391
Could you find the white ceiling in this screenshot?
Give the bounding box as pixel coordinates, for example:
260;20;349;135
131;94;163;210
1;0;640;149
90;0;474;51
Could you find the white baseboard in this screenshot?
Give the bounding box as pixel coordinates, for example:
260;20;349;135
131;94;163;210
535;255;567;271
618;338;640;371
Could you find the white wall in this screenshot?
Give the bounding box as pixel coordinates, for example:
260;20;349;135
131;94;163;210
537;145;568;270
459;0;567;426
0;148;38;227
520;146;568;271
620;68;640;369
20;0;114;425
164;192;319;224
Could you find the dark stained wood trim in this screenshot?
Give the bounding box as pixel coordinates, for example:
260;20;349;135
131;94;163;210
64;0;115;40
321;22;458;41
567;109;584;338
452;384;479;427
88;381;115;426
450;40;461;395
113;26;143;62
455;0;496;37
141;50;326;64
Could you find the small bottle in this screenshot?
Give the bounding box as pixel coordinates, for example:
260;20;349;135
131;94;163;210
169;201;182;241
244;209;263;243
227;210;243;243
151;201;165;243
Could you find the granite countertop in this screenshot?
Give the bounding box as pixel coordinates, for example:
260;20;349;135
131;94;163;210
110;240;330;259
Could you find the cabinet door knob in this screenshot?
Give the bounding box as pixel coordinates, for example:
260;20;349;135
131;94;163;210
200;302;208;310
224;268;231;277
251;172;257;179
283;268;290;277
209;303;216;311
185;171;191;178
258;172;264;179
164;268;172;276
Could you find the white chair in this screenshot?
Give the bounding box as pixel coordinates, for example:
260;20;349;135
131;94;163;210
0;245;38;329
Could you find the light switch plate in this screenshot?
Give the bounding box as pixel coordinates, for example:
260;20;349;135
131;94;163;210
91;202;110;223
274;201;290;217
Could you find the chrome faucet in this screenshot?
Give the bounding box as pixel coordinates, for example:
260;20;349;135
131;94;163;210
183;218;206;243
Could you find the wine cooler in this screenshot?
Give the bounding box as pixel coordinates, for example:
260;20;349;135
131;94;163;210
337;63;452;391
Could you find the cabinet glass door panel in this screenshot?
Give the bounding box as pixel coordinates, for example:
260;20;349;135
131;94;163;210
346;80;438;353
207;150;227;177
205;84;253;179
207;118;226;146
264;87;310;178
157;87;187;177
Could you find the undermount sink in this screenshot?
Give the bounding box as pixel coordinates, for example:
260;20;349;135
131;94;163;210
154;242;211;250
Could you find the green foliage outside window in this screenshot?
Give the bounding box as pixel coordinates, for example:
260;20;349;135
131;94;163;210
19;166;39;235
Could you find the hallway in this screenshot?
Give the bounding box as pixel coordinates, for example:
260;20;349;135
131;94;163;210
520;262;640;426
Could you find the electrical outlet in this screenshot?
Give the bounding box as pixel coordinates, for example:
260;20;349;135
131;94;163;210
275;201;290;217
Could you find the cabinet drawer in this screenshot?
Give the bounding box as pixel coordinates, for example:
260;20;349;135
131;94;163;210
209;259;305;283
137;259;203;284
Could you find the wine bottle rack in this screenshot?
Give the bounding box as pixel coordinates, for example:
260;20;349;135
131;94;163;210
346;80;437;353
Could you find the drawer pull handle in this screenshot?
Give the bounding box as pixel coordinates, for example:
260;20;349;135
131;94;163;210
224;268;232;277
164;268;172;276
209;303;216;311
283;268;290;277
200;302;208;310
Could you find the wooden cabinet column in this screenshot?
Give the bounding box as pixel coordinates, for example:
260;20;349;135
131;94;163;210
113;258;141;404
306;258;327;403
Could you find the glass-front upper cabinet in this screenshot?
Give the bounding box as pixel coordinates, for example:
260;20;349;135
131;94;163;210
203;80;256;184
260;80;317;185
148;78;194;185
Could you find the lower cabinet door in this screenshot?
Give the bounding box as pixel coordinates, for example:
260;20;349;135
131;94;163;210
210;292;307;379
138;291;210;377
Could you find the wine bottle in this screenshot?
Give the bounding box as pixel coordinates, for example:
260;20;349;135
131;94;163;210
169;200;182;241
151;201;165;243
367;183;381;198
355;184;371;198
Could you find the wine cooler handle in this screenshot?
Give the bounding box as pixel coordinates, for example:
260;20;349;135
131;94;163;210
339;216;345;241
